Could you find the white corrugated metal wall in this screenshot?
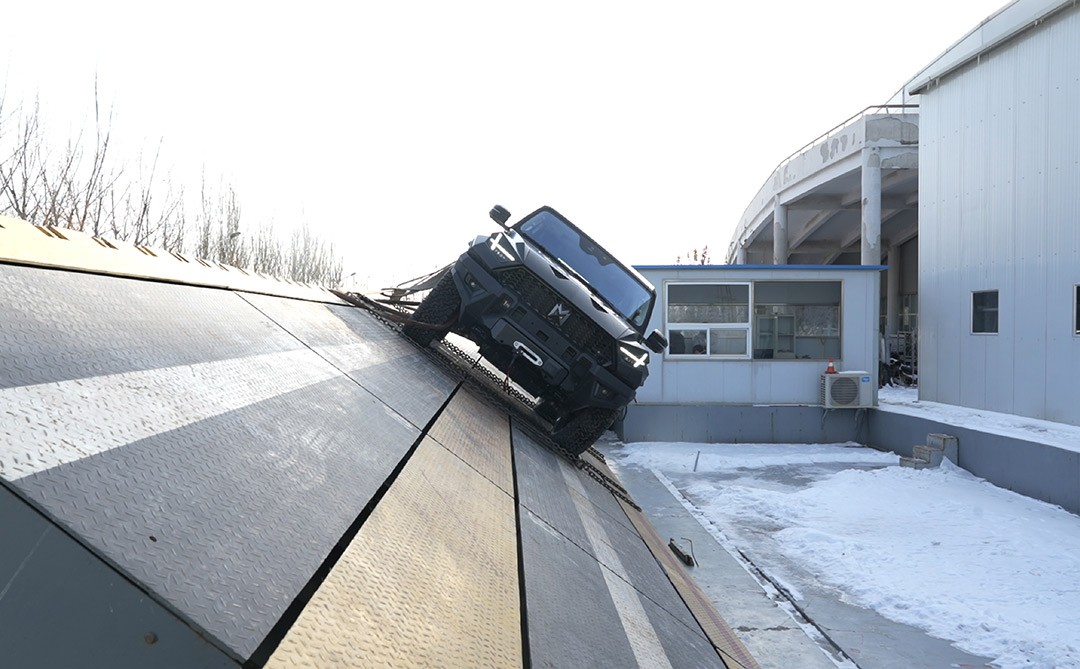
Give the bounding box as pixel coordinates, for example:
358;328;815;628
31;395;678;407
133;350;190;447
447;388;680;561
919;4;1080;426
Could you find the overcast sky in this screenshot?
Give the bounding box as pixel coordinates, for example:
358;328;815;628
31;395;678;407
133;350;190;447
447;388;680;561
3;0;1007;290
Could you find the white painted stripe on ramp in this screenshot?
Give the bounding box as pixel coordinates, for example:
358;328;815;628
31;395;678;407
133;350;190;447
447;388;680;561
559;459;674;669
0;344;376;481
312;338;394;372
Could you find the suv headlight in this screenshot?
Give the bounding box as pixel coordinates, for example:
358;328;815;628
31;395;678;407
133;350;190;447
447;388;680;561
619;345;648;369
489;233;516;261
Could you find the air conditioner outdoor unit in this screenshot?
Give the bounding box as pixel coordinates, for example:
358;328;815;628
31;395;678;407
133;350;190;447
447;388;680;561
819;372;874;409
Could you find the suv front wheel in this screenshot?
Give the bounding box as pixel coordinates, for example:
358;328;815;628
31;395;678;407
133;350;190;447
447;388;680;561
403;273;460;347
551;407;619;456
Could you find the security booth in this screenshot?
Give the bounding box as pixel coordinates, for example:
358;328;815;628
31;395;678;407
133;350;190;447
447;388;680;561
621;264;883;443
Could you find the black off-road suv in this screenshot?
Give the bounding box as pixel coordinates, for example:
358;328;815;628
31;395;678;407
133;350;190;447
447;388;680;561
404;205;667;454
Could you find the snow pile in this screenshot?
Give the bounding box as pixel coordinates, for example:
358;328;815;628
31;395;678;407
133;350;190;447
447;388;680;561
612;441;1080;669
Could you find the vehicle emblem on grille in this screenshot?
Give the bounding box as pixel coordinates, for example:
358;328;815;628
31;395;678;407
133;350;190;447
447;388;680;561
547;303;571;326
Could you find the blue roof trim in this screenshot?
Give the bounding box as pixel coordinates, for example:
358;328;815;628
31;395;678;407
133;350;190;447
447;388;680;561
634;264;888;271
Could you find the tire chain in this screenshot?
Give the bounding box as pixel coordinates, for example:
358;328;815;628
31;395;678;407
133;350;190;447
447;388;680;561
335;291;640;511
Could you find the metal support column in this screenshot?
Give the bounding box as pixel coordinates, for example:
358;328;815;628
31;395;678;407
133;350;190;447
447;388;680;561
861;147;882;265
886;243;900;337
772;201;788;265
735;244;747;265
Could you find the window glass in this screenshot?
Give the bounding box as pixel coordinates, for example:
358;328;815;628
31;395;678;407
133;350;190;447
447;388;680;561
517;210;653;328
753;281;841;360
710;328;748;355
666;283;751;358
668;284;749;323
668;329;707;355
972;290;999;334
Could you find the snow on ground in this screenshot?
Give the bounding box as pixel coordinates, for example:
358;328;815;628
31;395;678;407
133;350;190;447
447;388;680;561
879;386;1080;453
608;441;1080;669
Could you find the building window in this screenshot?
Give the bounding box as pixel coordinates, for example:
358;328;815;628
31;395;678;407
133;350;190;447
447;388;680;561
753;281;841;359
666;281;844;360
666;283;750;357
1075;286;1079;335
972;290;998;334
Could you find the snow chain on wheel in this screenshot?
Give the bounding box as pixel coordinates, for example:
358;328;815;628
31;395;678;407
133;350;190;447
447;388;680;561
401;272;460;347
551;408;620;456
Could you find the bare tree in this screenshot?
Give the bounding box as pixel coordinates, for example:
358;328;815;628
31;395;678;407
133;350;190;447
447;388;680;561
250;220;284;276
1;83;123;240
214;185;247;267
675;245;711;265
286;222;343;285
76;83;121;236
2;85;346;285
193;170;215;260
0;98;44;221
38;132;81;228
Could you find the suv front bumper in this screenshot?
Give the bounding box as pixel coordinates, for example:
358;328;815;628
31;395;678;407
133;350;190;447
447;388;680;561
449;254;636;412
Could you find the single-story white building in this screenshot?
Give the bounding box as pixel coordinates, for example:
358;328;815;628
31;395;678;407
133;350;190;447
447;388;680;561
622;264;883;442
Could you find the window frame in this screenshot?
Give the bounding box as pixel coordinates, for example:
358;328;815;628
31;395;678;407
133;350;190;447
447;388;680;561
663;281;752;359
1074;285;1079;336
971;289;999;335
662;279;844;361
751;279;843;361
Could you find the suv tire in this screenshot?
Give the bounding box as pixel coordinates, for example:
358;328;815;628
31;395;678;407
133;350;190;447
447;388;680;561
403;273;460;347
551;407;619;456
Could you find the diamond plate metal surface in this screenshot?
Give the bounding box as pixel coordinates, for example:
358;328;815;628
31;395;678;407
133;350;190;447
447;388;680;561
513;427;727;667
512;427;697;629
347;353;459;431
513;426;637;542
618;497;761;669
241;294;458;430
568;472;702;632
1;258;740;668
520;504;725;669
0;264;297;390
629;573;730;669
428;387;514;494
518;505;640;668
240;293;398;366
267;437;520;669
0;484;237;668
13;376;420;660
0;349;341;480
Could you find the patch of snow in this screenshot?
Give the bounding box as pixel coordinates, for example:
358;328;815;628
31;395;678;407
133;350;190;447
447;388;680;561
610;441;1080;669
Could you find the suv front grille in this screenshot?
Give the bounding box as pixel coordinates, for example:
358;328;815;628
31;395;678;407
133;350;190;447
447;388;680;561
496;268;612;363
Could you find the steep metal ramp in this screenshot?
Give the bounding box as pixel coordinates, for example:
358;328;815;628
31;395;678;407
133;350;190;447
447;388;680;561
0;217;757;668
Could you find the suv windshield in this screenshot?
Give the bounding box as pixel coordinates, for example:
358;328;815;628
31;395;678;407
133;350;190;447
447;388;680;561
518;209;653;329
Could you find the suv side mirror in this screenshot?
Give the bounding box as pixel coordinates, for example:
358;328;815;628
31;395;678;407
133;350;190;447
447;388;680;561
489;205;511;227
645;329;668;353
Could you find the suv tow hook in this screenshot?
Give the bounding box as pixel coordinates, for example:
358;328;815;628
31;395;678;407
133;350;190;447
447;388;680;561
513;341;543;367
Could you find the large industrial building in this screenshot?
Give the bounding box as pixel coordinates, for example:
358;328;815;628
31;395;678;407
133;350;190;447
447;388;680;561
911;0;1080;427
719;0;1079;429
